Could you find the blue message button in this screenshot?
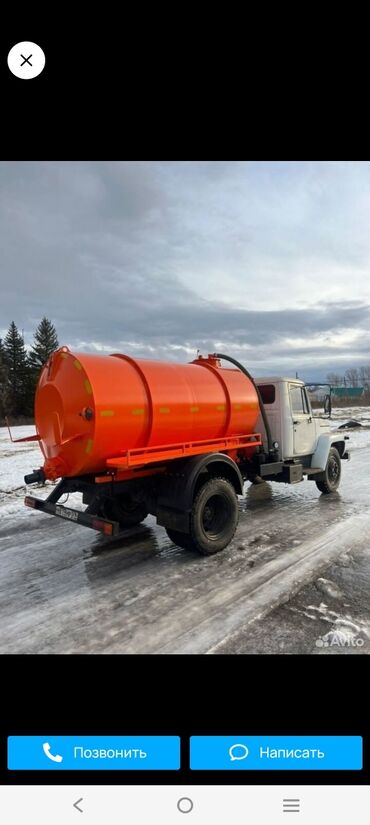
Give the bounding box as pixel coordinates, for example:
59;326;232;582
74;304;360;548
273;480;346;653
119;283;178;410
190;736;362;770
8;736;180;770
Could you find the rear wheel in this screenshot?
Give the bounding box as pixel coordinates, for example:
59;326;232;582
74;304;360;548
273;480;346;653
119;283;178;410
167;476;238;556
315;447;341;494
191;476;239;554
101;495;148;527
165;528;194;551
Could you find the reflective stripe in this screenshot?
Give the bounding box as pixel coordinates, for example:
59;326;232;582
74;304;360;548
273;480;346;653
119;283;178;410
85;439;93;454
74;360;82;370
132;408;144;416
100;410;114;417
216;404;225;411
84;380;92;395
159;407;170;414
190;406;199;412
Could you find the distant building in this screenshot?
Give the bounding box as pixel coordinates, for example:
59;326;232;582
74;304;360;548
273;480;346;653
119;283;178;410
307;386;364;402
331;386;364;398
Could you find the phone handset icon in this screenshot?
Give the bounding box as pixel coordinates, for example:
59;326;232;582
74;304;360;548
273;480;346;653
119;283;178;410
42;742;63;763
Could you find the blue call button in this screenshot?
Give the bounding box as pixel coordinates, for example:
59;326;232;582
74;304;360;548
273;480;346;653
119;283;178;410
190;736;363;770
8;736;180;770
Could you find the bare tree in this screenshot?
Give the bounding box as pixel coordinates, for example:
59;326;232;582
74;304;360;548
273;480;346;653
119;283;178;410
345;368;359;387
326;372;342;387
359;366;370;390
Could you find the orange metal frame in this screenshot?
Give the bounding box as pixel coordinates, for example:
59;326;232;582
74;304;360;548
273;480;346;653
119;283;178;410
105;432;262;471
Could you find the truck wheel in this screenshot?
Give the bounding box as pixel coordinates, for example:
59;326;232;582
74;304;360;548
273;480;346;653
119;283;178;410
189;476;239;555
165;528;194;551
102;496;149;527
315;447;341;494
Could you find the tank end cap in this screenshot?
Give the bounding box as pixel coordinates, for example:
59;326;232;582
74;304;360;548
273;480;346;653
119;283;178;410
24;469;46;485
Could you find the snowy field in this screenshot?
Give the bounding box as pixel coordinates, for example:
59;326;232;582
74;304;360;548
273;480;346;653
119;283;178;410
1;410;370;654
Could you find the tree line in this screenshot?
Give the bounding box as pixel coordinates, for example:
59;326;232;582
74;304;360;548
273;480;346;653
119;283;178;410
0;318;59;420
326;367;370;390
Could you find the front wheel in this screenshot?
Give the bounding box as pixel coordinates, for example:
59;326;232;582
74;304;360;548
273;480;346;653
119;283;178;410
315;447;341;494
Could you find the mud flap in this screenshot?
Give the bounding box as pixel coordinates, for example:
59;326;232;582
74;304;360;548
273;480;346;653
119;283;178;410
156;506;190;533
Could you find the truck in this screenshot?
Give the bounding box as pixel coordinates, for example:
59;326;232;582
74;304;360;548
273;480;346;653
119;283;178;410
20;348;350;555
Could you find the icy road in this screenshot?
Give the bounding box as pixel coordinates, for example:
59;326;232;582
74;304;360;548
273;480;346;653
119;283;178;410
1;410;370;654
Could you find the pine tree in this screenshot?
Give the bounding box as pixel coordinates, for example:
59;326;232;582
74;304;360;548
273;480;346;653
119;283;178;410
0;337;10;419
3;322;29;416
28;317;59;372
0;337;5;372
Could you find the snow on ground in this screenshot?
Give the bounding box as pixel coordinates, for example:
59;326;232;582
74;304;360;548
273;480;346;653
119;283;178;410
0;425;40;491
0;425;46;517
0;425;81;517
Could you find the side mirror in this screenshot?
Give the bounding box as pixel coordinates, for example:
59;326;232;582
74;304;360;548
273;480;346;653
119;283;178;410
324;394;332;417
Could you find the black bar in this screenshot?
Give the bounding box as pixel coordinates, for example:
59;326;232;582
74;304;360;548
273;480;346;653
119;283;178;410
45;478;69;504
24;496;120;536
259;461;284;477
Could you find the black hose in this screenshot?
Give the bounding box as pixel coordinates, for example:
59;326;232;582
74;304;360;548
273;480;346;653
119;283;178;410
24;468;45;485
212;352;274;455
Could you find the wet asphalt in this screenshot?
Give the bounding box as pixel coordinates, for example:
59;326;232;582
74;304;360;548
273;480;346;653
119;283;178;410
1;423;370;654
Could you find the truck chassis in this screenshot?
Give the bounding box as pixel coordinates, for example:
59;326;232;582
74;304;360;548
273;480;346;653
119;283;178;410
25;441;350;555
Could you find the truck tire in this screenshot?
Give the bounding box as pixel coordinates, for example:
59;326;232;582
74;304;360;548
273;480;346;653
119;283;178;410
166;478;239;554
102;496;149;527
190;476;239;555
315;447;341;494
165;528;194;551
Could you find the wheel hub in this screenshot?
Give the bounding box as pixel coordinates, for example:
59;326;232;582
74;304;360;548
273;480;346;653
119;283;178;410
328;459;339;481
201;493;231;537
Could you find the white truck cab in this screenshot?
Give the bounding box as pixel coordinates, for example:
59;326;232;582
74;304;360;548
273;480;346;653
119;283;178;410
254;377;350;491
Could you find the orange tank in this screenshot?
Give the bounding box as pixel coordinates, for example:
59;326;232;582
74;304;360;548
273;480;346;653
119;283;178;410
34;347;260;480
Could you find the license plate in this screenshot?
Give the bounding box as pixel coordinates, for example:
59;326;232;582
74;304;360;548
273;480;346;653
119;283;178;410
55;505;79;522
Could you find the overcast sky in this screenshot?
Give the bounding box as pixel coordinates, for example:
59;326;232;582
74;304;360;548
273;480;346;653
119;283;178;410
1;160;369;380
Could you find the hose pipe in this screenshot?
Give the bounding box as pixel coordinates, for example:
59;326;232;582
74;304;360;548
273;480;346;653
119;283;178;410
212;352;274;456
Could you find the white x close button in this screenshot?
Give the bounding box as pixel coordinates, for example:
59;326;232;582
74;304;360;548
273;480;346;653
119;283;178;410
7;41;45;79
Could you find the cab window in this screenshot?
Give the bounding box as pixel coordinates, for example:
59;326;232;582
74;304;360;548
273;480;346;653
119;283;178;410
258;384;275;404
290;385;307;414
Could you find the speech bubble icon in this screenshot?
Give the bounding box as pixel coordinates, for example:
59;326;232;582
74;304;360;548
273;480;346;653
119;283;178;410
229;743;249;761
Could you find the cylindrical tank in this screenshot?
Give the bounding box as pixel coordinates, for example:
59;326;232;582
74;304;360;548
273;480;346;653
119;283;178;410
35;347;260;480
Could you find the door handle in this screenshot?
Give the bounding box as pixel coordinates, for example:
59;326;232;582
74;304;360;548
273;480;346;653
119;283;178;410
293;420;301;425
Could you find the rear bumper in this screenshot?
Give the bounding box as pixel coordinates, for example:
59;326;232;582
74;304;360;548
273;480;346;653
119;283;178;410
24;495;120;536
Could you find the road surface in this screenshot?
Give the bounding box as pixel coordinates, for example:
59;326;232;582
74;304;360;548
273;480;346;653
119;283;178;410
1;412;370;654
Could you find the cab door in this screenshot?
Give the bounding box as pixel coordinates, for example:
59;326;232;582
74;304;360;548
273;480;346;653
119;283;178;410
289;384;315;455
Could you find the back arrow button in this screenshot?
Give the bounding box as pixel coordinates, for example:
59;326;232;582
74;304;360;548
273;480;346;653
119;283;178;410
73;798;84;813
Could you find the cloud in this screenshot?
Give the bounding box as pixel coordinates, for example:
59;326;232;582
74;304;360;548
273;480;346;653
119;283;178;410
1;161;370;381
